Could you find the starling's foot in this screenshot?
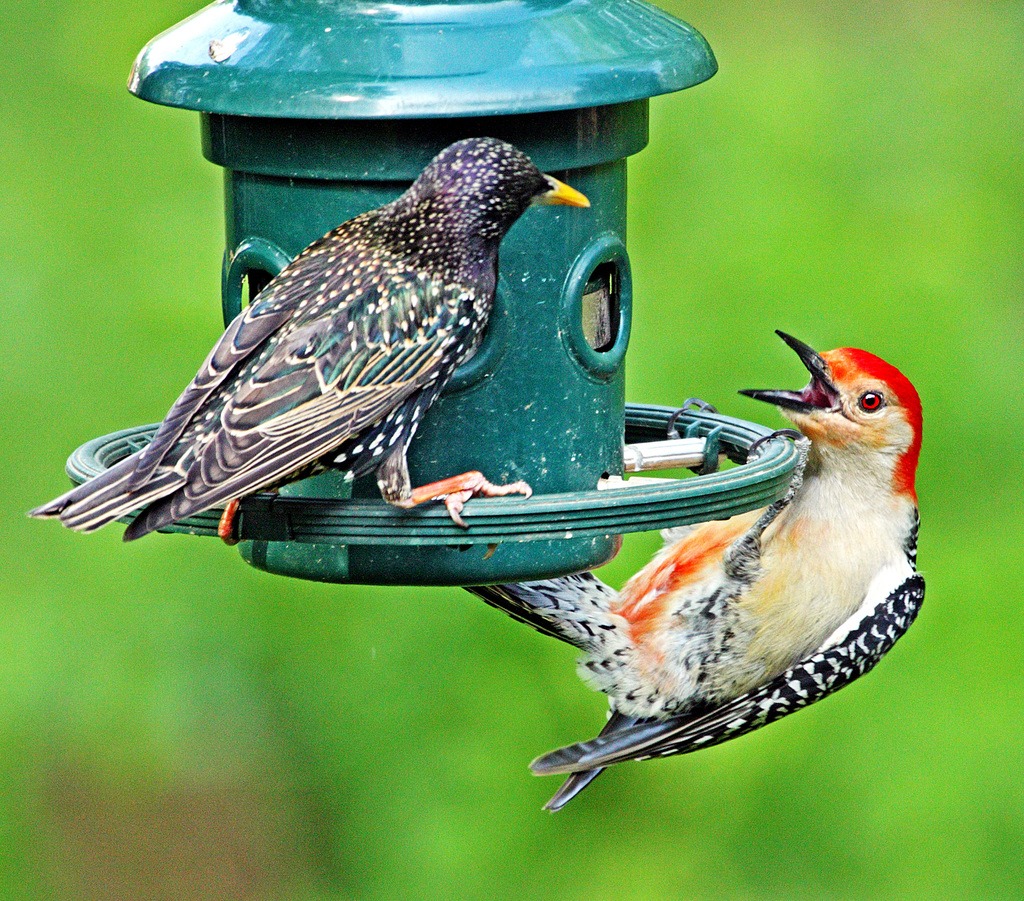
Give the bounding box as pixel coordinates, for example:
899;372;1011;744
406;470;533;528
218;499;241;546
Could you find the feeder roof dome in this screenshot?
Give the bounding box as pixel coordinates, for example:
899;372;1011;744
129;0;717;119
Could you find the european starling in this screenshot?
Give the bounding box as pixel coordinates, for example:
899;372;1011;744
31;137;590;540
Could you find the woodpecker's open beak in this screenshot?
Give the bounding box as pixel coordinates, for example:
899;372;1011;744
739;330;841;413
534;175;590;208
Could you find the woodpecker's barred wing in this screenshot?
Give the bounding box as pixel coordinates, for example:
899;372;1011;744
532;565;925;775
466;573;620;651
904;508;920;567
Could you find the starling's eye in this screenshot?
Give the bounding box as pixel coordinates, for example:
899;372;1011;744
858;391;885;413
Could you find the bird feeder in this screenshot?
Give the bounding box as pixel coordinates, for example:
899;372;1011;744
66;0;800;585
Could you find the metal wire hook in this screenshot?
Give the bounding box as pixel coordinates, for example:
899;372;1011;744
666;398;719;438
746;428;803;462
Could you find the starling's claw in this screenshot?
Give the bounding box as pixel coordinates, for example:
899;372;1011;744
481;480;533;501
218;499;241;545
443;490;474;529
406;470;533;528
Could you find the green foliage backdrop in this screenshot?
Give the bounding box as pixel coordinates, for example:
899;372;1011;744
2;2;1022;897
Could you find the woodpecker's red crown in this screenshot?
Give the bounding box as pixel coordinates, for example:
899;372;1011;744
741;331;922;500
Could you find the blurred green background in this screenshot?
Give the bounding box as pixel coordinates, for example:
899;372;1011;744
3;1;1023;898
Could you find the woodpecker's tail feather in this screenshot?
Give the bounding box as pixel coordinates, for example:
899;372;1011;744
532;716;675;775
541;711;641;812
466;575;636;810
466;572;620;652
28;452;186;536
543;766;604;812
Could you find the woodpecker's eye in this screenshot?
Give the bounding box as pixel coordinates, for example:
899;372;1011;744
858;391;885;413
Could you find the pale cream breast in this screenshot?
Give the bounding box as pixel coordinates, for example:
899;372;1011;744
735;469;915;684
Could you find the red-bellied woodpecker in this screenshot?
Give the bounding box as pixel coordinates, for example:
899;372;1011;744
468;331;924;811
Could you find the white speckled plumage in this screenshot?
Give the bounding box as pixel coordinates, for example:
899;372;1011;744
32;138;585;539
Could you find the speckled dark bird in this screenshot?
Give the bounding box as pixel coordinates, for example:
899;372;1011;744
30;137;589;540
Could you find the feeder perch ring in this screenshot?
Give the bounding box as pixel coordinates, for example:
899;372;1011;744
65;404;799;547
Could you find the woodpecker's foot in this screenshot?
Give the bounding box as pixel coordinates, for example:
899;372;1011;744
218;499;241;546
403;471;533;528
725;435;810;582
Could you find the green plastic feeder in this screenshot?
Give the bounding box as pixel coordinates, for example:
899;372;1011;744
62;0;799;585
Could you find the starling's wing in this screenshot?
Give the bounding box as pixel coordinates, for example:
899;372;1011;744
28;300;297;527
466;573;621;651
126;300;297;490
123;269;474;539
532;567;925;775
130;216;391;489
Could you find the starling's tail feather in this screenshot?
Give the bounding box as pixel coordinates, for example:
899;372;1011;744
28;497;71;519
121;490;202;542
29;453;141;520
28;451;185;535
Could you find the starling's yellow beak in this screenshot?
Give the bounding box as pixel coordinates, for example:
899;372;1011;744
535;176;591;208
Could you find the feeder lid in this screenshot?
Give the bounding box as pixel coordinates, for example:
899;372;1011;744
128;0;717;119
